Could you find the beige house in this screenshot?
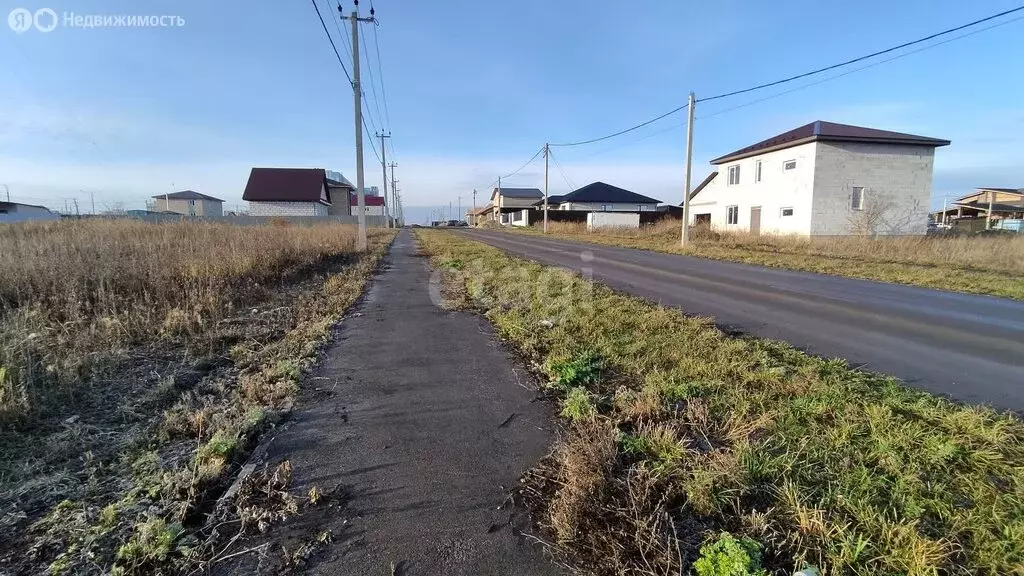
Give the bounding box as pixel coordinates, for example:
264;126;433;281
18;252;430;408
489;187;542;223
152;191;224;216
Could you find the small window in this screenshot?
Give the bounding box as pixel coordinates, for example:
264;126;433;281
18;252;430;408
189;199;196;206
601;204;611;211
755;161;763;183
726;205;739;225
851;187;865;210
728;165;741;186
783;160;797;171
780;207;794;217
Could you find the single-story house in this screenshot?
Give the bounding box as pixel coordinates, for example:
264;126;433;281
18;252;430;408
933;187;1024;226
489;187;543;223
152;190;224;216
555;182;661;211
687;120;950;236
531;195;566;210
0;201;59;223
350;193;386;216
242;168;354;217
466;204;492;226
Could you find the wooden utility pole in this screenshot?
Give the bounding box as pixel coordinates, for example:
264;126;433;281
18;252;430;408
680;92;696;246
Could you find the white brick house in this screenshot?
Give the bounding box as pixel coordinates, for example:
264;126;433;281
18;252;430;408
687;121;950;236
243;168;353;217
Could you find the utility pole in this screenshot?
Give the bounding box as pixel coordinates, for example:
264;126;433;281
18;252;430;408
680;92;696;247
457;195;461;222
449;200;452;221
940;195;947;225
497;176;502;222
543;143;550;233
345;2;375;250
388;161;398;227
987;189;994;230
1;184;9;202
472;189;477;209
377;131;391;227
90;191;95;215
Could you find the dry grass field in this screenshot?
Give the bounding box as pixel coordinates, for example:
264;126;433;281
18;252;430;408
418;229;1024;576
0;219;393;574
522;220;1024;300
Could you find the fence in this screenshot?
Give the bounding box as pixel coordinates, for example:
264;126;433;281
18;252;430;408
87;214;391;227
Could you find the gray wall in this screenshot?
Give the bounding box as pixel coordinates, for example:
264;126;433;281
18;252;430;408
103;214;391;227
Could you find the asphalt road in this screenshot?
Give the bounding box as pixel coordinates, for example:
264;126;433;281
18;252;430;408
222;230;562;575
457;229;1024;412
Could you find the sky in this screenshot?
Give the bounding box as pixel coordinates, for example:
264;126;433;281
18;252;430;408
1;0;1022;222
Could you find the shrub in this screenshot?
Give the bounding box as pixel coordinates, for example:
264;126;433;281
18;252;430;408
694;533;768;576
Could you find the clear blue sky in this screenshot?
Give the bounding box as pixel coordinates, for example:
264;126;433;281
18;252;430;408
1;0;1022;219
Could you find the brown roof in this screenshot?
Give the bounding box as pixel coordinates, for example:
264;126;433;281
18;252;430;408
242;168;332;204
710;121;950;165
687;172;717;203
467;204;492;215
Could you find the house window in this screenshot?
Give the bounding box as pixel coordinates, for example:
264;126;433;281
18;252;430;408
780;207;794;217
851;187;865;211
189;200;196;206
726;205;739;225
728;165;741;186
783;160;797;171
755;161;763;183
601;204;611;211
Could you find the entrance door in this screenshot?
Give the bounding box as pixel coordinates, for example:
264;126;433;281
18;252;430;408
750;207;761;235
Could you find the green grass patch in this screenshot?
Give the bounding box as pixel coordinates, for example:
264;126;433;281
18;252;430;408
417;228;1024;576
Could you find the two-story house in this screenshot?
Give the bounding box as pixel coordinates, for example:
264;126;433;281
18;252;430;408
489;187;543;223
152;191;224;217
687;121;950;236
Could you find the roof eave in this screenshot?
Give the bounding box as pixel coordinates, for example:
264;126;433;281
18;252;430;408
710;135;951;165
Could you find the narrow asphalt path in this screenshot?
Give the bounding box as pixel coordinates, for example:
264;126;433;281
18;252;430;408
224;229;561;575
457;229;1024;412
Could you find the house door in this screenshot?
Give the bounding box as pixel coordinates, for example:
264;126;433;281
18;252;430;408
750;207;761;236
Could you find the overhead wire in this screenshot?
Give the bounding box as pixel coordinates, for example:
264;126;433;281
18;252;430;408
697;4;1024;103
548;148;576;192
310;0;352;85
696;13;1024;120
371;17;396;159
544;5;1024;156
550;103;689;148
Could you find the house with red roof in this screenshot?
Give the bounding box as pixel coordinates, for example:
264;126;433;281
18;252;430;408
242;168;354;217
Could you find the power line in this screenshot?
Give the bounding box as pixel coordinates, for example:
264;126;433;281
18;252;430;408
310;0;352;85
697;5;1024;103
360;20;387;140
697;13;1024;120
548;148;576;191
371;19;395;159
475;146;546;192
550;103;689;148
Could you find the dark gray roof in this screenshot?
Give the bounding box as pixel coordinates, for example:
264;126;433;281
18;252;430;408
494;187;543;199
562;182;661;205
151;190;224;202
532;195;566;206
978;187;1023;194
711;121;950;165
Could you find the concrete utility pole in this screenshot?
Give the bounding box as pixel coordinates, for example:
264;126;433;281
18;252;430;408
472;189;477;209
940;195;947;225
543;143;550;233
1;184;9;202
346;3;375;251
680;92;696;247
497;176;502;221
377;131;392;227
457;195;461;222
987;190;994;230
388;161;398;226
